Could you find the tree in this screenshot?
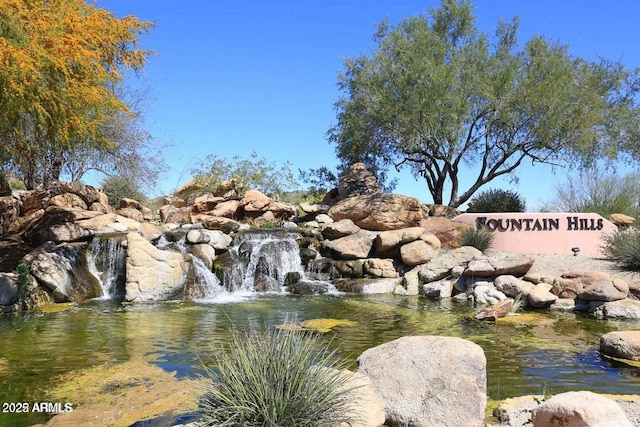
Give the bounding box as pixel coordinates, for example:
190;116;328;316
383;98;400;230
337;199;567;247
0;0;154;189
192;152;299;197
328;0;640;208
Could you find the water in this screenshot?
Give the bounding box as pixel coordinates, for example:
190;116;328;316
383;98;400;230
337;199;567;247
1;295;640;426
87;236;127;300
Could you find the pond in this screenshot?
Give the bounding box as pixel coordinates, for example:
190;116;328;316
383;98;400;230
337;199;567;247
1;293;640;426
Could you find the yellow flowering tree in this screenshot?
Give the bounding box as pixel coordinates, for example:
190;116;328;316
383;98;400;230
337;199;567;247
0;0;153;189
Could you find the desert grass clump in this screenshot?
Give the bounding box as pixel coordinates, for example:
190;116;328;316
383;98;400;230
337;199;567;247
197;325;355;427
601;229;640;270
460;227;495;252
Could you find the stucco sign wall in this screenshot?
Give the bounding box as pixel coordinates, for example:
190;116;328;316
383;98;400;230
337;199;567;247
453;213;618;255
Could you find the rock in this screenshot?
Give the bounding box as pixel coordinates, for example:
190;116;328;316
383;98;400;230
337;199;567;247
600;331;640;362
400;240;437;266
30;243;102;302
186;229;210;244
579;278;629;302
254;274;280;292
48;193;88;210
125;233;190;302
116;207;144;222
489;252;535;276
337;162;382;199
50;182;102;206
160;205;192;223
286;281;330;295
299;201;329;214
113;215;142;231
374;227;426;253
202;230;232;251
174;178;205;198
531;391;633;427
417;246;483;283
465;256;496;276
0;195;19;233
421;279;454;298
628;281;640;298
321;218;361;239
494;275;535;297
34;223;94;245
363;258;396;278
333;278;399;294
192;214;241;234
75;213;117;231
138;223;163;241
239;189;272;213
88;202;113;214
561;270;611;286
420;217;472;248
210;200;240;218
282;221;297;230
552;277;586;298
328;193;425;231
335;260;364;278
0;273;17;305
315;213;334;224
356;336;486;427
321;231;376;260
189;244;215;271
325;368;385;427
473;283;507;305
528;282;558;308
119;197;142;210
192;193;224;213
427;204;460;218
592;299;640;320
611;213;635;226
475;298;514;321
141;207;154;221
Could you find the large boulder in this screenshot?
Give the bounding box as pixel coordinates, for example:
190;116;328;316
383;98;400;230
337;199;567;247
337;162;382;199
328;193;425;231
531;391;632;427
125;233;190;302
0;196;19;236
363;258;396;278
578;278;629;302
192;193;224;213
528;282;558;308
464;253;534;277
239;189;272;213
48;193;88;210
356;336;486;427
592;299;640;320
420;217;471;248
374;227;429;254
494;275;535;297
413;246;483;283
191;214;241;234
400;240;438;266
320;231;376;260
333;278;399;294
29;243;102;302
322;218;361;239
600;331;640;362
325;368;385;427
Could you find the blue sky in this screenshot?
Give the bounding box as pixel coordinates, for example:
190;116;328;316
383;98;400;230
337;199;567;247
96;0;640;209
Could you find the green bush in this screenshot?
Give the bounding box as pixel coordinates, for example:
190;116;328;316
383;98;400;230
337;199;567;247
16;263;31;310
460;227;495;252
601;230;640;270
101;175;145;208
198;325;355;427
467;188;526;213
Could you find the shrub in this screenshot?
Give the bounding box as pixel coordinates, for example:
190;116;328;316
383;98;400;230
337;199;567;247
460;227;495;252
544;168;640;219
101;175;146;208
601;229;640;270
467;188;526;213
198;325;355;427
16;263;31;310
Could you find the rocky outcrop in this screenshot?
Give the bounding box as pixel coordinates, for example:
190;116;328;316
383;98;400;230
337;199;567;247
125;233;190;302
328;193;425;231
357;336;486;427
531;391;633;427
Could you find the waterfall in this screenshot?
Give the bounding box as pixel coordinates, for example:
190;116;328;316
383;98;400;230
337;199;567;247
87;235;127;300
223;229;306;291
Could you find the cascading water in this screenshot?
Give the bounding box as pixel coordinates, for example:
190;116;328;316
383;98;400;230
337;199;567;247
87;235;127;300
222;229;307;292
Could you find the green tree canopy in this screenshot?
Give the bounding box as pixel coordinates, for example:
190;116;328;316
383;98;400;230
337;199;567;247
328;0;640;207
0;0;154;189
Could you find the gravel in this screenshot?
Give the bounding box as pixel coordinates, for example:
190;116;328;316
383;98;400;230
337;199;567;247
527;254;640;283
